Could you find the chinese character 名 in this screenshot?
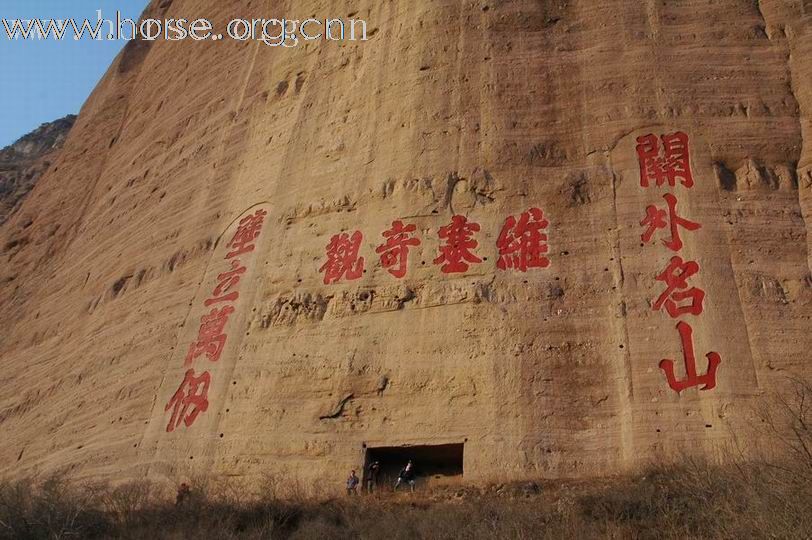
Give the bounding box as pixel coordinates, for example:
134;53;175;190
165;369;211;432
226;209;268;259
376;220;421;278
204;259;246;307
433;215;482;274
640;193;701;252
319;230;365;284
184;305;235;366
653;255;705;317
636;131;694;188
659;321;721;393
496;207;550;272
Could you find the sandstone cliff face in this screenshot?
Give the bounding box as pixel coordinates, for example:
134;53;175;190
0;115;75;224
0;0;810;489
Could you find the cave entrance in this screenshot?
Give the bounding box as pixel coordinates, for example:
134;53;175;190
363;442;464;489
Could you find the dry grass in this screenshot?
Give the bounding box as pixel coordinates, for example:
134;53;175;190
2;378;810;539
1;458;809;539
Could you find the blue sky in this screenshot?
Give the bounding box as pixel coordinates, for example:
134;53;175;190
0;0;149;148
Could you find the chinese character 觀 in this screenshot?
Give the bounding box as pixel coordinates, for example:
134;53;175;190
319;230;365;284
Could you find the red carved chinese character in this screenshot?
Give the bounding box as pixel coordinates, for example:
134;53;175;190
496;208;550;272
204;259;245;307
319;231;365;284
636;132;694;188
659;321;721;393
433;215;482;274
226;209;267;259
184;306;235;366
376;220;420;278
654;256;705;317
640;193;701;252
165;369;211;432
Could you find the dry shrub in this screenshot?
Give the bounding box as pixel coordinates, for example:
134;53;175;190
1;378;811;539
0;475;109;539
1;462;811;539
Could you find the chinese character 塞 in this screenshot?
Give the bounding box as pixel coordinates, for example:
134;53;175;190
433;215;482;274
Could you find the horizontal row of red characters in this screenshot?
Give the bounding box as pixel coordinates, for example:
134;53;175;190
323;131;693;285
320;209;551;284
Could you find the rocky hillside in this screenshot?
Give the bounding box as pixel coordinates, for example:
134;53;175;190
0;115;75;224
0;0;810;492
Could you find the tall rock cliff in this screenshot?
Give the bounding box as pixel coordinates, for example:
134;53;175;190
0;0;810;488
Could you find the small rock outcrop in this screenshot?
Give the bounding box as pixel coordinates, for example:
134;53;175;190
0;115;75;224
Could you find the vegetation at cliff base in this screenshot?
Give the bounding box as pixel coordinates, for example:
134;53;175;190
2;378;811;539
1;457;811;540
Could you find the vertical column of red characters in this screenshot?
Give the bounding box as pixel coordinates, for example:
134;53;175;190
636;132;721;393
164;209;268;432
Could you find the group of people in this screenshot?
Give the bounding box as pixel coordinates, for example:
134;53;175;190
346;459;417;495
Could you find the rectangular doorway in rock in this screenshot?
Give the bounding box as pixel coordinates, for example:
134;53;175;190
362;443;464;490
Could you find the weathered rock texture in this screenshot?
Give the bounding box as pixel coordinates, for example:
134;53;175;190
0;0;811;489
0;115;75;224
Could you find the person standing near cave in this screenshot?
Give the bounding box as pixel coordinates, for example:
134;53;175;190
346;469;360;495
366;460;381;493
394;460;416;492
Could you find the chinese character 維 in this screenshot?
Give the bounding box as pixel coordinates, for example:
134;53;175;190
496;207;550;272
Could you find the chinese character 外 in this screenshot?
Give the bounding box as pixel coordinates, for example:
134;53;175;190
640;193;701;252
